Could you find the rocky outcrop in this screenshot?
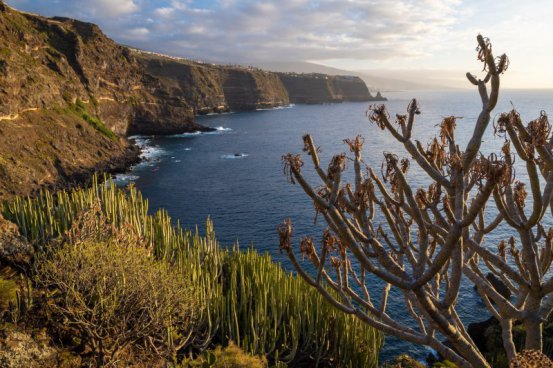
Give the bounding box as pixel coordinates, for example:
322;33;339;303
277;73;386;104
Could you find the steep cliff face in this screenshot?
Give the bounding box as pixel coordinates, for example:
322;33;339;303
136;54;289;114
277;73;385;104
138;53;382;113
0;3;205;198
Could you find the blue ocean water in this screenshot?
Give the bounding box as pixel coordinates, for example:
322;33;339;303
118;89;553;363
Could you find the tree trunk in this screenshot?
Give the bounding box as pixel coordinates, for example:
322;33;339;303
524;295;542;351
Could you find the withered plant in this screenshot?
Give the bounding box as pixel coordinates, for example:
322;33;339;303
279;35;553;367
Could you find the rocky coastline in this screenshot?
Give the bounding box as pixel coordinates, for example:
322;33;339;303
0;0;385;200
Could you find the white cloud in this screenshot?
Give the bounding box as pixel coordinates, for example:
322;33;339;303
10;0;553;87
123;27;150;41
154;7;174;18
94;0;137;17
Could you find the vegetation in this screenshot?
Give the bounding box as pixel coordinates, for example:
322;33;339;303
74;99;117;140
184;342;268;368
0;278;18;310
2;176;382;367
36;206;197;366
279;34;553;367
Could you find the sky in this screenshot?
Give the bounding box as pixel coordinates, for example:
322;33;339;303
5;0;553;88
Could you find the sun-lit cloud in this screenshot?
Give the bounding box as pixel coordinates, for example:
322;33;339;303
10;0;139;18
5;0;461;62
4;0;553;88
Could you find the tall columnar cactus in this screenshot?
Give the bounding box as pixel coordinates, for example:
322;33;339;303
279;35;553;367
2;175;381;367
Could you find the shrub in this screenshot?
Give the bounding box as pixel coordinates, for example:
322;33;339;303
73;99;117;140
185;342;268;368
35;207;197;366
0;277;18;310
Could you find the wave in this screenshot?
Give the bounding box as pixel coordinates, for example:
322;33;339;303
256;104;295;111
184;147;192;151
113;173;140;183
221;153;248;159
169;126;232;138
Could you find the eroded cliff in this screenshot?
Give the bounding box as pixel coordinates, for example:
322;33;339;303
277;73;386;104
138;54;384;112
136;54;289;114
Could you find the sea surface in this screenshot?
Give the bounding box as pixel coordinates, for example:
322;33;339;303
117;89;553;363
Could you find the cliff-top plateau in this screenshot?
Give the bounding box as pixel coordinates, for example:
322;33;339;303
0;0;384;200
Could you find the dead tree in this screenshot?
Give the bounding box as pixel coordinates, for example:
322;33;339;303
279;35;553;368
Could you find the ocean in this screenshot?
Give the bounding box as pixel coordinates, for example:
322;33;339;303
117;89;553;363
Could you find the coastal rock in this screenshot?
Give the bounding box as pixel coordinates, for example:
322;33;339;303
467;316;498;353
0;5;198;199
473;272;512;301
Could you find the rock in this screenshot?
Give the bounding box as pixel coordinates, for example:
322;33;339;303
390;354;426;368
473;272;512;301
486;273;512;299
0;215;33;266
277;72;378;104
375;91;387;101
0;331;57;368
467;316;498;353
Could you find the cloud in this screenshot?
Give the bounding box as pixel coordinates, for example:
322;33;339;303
6;0;138;18
5;0;462;64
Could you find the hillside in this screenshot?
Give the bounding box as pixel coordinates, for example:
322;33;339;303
0;1;383;199
0;1;209;197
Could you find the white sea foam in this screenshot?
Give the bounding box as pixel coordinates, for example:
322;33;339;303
256;104;295;111
221;153;248;159
184;148;192;151
113;173;140;183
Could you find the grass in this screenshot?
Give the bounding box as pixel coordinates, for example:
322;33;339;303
74;99;117;140
2;175;383;367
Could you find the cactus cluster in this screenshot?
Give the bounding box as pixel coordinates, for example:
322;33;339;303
2;175;382;367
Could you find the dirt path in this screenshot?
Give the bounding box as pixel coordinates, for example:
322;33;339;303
0;108;39;121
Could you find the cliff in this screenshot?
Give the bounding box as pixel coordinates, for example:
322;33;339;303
277;73;386;104
0;1;385;199
0;2;206;198
137;54;384;112
136;53;289;114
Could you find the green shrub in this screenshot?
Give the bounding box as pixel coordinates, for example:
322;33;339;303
0;277;18;309
185;342;268;368
73;99;116;140
35;208;197;366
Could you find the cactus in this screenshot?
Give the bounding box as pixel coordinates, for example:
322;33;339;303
2;175;381;366
278;35;553;368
